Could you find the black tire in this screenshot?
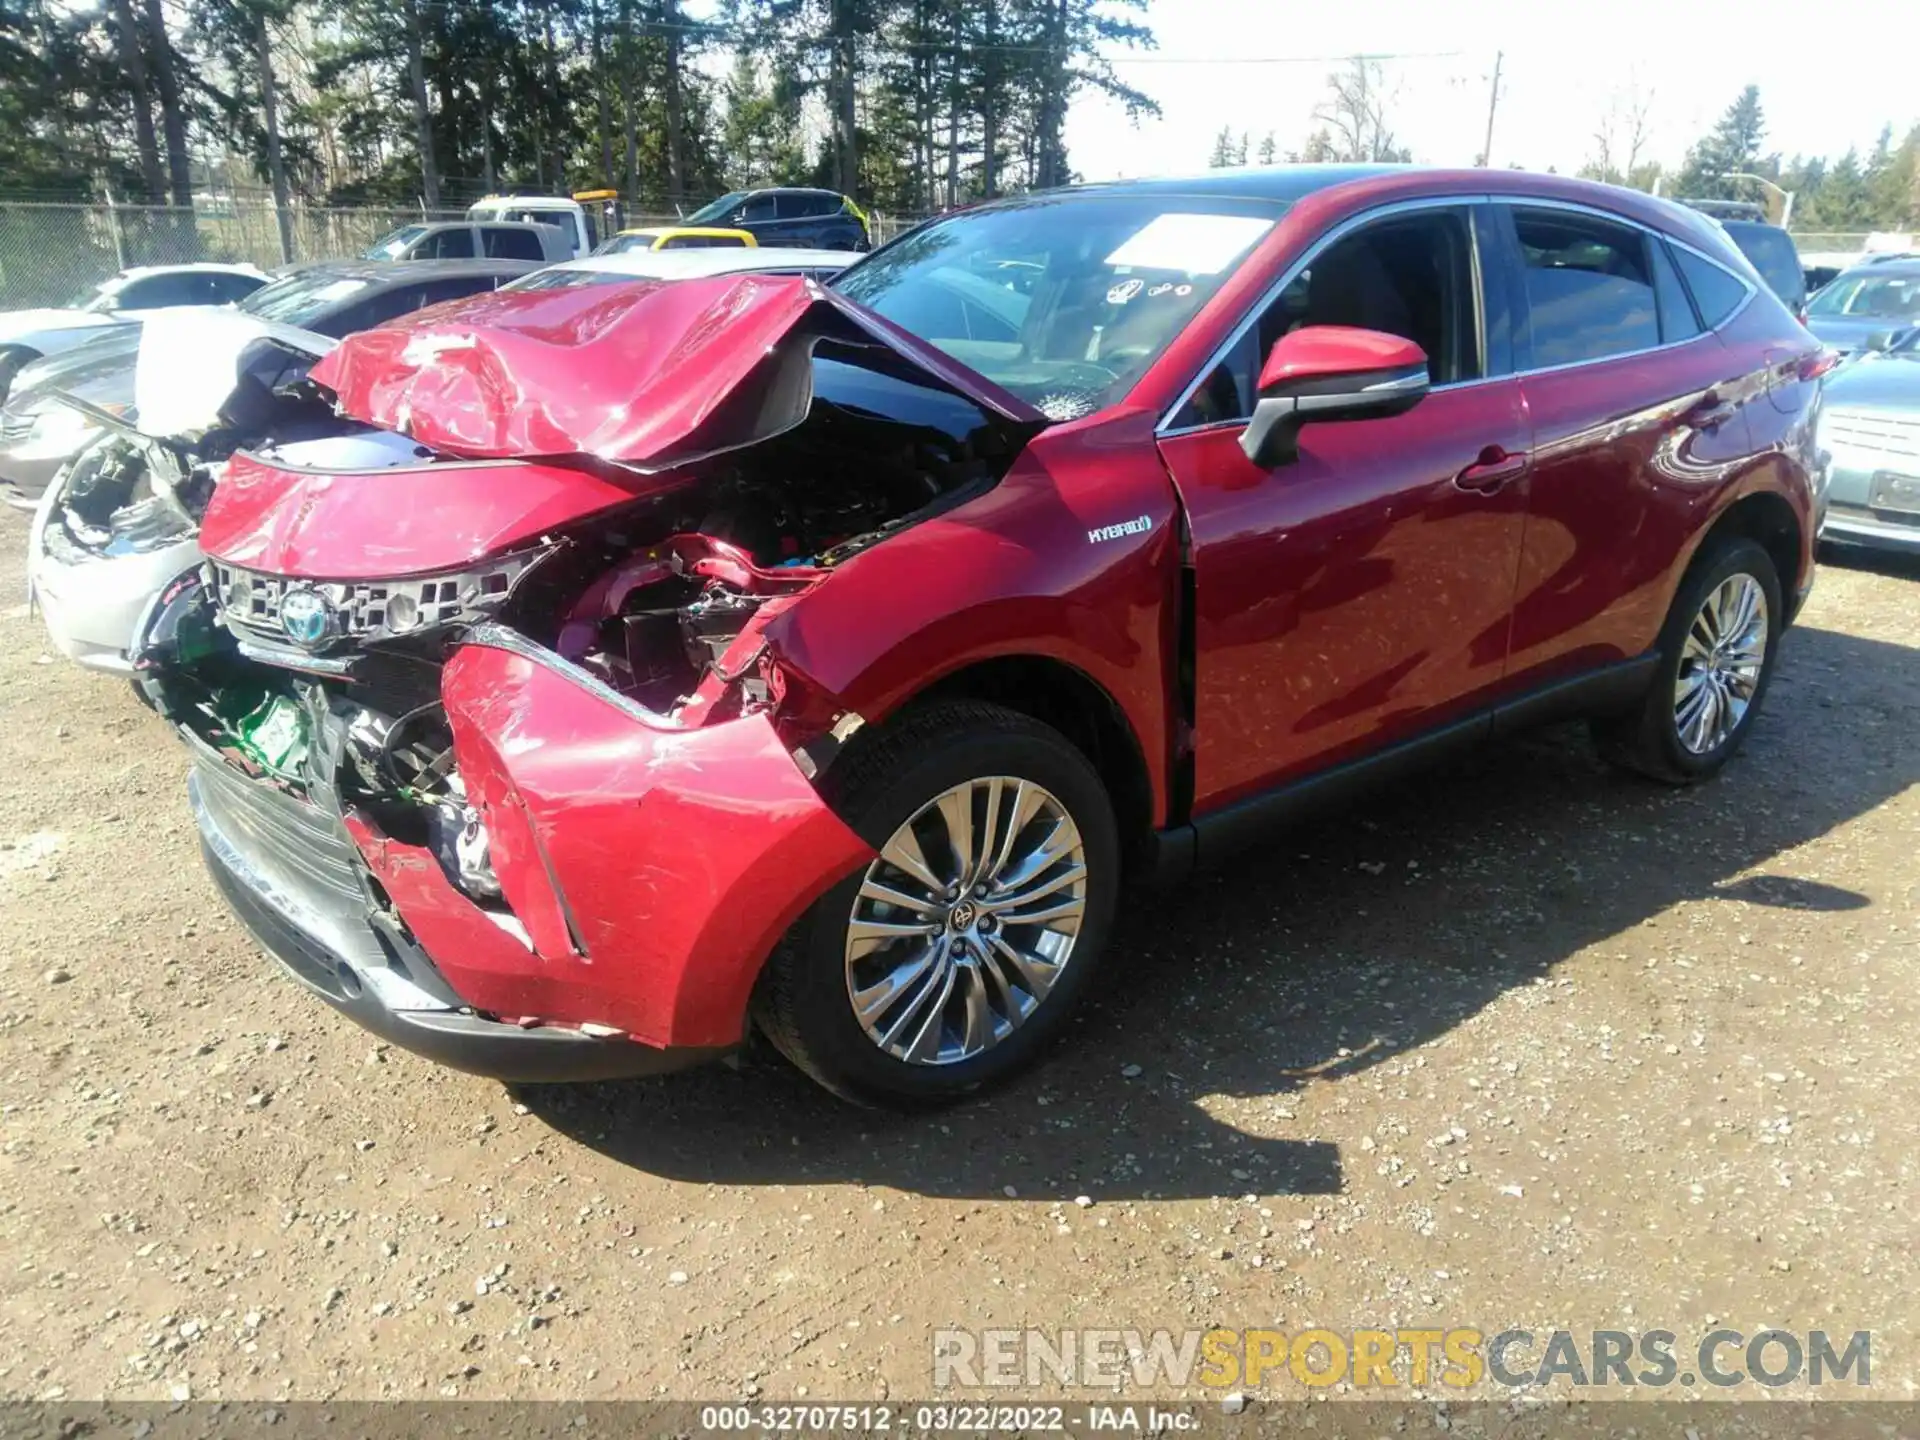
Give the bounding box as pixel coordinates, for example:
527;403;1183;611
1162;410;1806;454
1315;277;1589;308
754;699;1119;1108
1593;535;1783;784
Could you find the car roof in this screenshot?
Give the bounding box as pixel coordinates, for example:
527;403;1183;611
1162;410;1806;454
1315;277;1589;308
1840;258;1920;277
269;258;542;287
545;247;854;280
119;262;265;278
407;219;551;232
1044;163;1413;206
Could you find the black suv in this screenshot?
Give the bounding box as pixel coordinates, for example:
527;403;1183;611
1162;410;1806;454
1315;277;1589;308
678;188;869;250
1720;220;1808;321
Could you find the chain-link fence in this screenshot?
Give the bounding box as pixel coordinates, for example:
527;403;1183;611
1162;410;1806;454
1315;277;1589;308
0;198;922;307
0;201;484;306
1788;232;1914;256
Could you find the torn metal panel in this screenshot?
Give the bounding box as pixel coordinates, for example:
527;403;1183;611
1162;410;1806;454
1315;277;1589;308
432;632;873;1047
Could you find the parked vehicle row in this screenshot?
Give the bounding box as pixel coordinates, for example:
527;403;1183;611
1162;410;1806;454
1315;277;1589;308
0;263;269;402
8;167;1828;1110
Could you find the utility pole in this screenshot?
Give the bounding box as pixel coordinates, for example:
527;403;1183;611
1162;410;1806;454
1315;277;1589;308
1480;50;1503;167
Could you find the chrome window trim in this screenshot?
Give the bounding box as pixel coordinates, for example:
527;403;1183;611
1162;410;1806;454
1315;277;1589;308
1156;191;1761;439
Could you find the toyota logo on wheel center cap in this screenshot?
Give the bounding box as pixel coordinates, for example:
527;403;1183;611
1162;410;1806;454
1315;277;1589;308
279;588;334;646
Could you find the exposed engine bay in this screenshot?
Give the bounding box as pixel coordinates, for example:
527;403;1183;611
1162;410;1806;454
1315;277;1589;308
141;349;1033;914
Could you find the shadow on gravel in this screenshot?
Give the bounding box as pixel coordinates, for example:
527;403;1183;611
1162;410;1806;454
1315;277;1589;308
520;622;1920;1202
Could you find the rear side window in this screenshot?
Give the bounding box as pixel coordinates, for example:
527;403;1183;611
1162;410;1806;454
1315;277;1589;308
484;227;545;260
207;272;266;303
115;271;213;309
427;228;475;259
1511;208;1659;366
1672;248;1751;328
1648;239;1701;344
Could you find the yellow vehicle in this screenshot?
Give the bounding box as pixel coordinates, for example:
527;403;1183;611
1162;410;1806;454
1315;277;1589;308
594;226;759;256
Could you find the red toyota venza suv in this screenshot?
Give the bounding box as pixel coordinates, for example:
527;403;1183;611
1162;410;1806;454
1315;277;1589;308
136;166;1824;1106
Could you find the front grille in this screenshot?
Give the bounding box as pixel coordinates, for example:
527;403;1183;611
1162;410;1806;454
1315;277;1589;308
0;410;35;445
1824;411;1920;455
191;747;364;905
210;552;541;646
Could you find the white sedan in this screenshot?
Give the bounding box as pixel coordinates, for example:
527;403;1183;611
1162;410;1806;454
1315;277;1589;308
0;263;269;398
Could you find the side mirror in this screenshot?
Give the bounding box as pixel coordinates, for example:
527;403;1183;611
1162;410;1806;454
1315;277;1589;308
1241;326;1431;468
1864;329;1897;354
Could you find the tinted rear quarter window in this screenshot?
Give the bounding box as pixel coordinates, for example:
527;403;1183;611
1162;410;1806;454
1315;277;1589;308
1672;248;1751;328
1511;207;1660;366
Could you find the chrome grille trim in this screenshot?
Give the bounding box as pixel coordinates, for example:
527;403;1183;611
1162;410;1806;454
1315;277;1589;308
1824;411;1920;455
209;551;542;646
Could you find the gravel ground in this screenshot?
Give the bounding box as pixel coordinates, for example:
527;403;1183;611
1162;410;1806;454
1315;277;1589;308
0;502;1916;1409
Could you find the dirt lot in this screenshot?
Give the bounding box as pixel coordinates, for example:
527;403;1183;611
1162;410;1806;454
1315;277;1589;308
0;501;1916;1408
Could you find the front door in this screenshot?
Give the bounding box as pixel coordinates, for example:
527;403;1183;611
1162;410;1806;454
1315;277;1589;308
1155;203;1533;812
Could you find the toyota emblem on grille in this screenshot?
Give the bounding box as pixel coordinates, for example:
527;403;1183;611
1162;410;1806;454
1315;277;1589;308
278;588;334;646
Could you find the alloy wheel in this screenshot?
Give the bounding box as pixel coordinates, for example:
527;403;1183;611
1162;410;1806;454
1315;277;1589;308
844;776;1088;1066
1673;572;1769;755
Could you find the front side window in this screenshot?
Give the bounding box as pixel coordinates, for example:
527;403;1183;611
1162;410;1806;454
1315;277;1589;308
364;225;426;260
1511;207;1660;367
241;273;374;328
684;191;749;226
834;194;1283;420
739;193;779;223
1172;207;1480;429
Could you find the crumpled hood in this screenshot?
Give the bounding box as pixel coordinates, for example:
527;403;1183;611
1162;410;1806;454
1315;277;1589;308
309;272;1047;469
129;308;335;438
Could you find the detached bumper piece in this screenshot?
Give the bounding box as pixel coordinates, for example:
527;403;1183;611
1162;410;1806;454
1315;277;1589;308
188;741;718;1082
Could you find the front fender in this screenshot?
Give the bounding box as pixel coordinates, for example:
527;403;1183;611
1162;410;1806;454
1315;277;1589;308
762;411;1187;823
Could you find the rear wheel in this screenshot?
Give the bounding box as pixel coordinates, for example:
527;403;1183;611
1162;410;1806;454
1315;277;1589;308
755;700;1118;1107
1594;535;1782;783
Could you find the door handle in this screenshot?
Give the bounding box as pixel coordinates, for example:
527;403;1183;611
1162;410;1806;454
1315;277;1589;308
1454;446;1529;494
1683;394;1738;430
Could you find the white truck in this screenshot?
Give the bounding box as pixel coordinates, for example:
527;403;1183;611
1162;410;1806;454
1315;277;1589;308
465;191;621;258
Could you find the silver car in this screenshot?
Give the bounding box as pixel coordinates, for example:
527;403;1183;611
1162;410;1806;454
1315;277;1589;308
1818;327;1920;555
1805;258;1920;358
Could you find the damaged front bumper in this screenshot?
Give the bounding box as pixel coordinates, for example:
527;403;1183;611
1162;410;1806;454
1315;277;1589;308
181;626;873;1083
188;734;724;1083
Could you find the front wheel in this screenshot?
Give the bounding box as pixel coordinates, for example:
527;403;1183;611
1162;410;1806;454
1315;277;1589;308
1593;535;1783;783
755;700;1119;1107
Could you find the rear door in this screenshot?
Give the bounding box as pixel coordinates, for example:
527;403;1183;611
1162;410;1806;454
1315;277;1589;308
1155;200;1533;811
1497;202;1762;690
